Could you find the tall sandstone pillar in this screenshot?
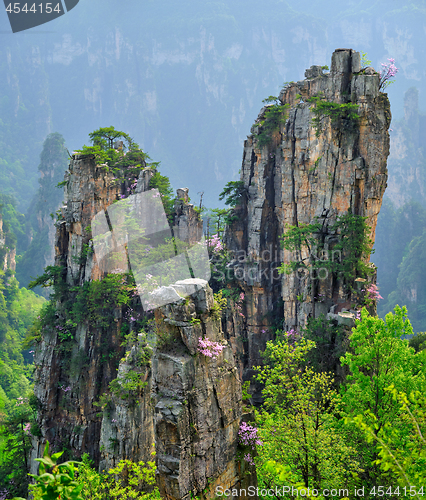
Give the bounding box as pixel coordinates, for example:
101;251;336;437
224;49;391;385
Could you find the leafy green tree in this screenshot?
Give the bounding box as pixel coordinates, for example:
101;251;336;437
279;210;372;296
351;386;426;497
278;221;322;274
409;332;426;352
206;208;228;238
254;97;289;147
148;171;174;217
341;306;424;490
218;180;245;207
341;306;418;431
76;127;139;167
301;315;346;378
255;337;359;492
0;394;39;498
89;126;134;151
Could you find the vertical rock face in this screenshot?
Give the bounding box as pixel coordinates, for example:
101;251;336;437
225;49;391;381
0;213;16;271
32;153;247;499
32;154;156;469
152;280;243;499
173;188;204;246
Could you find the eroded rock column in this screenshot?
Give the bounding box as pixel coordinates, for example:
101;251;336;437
152;279;245;499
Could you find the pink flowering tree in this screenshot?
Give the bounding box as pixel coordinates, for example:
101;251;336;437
197;337;225;359
238;421;263;465
379;58;398;90
359;282;384;311
235;291;245;318
207;233;224;253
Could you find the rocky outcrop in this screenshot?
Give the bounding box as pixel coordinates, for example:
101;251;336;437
173;188;204;246
225;49;391;383
0;213;16;271
31;153;144;470
151;279;244;499
31;152;250;499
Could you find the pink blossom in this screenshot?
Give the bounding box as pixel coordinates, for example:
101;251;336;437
23;423;31;435
367;283;383;301
197;337;225;359
379;58;398;90
239;422;263;450
207;234;223;252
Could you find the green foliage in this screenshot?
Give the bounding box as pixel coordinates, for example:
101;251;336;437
73;453;160;500
241;380;251;402
210;290;227;320
328;210;373;283
0;394;38;497
74;128;160;197
108;370;148;404
279;210;373;291
29;270;137;346
409;332;426;352
0;193;26;254
23;441;84;500
254;98;290;147
75;273;133;329
360;51;372;67
88;126;134;151
148;171;175;216
75;127;136;165
350;386;426;495
341;306;417;429
207;208;229;238
307;94;359;137
0;268;44;425
255;338;360;491
10;447;161;500
340;306;424;489
28;265;64;291
278;221;322;274
218;180;245;207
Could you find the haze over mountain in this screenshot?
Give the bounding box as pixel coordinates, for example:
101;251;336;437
0;0;424;212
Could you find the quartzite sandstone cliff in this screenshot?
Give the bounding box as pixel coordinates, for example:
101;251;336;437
32;48;390;498
32;153;248;498
225;48;390;386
